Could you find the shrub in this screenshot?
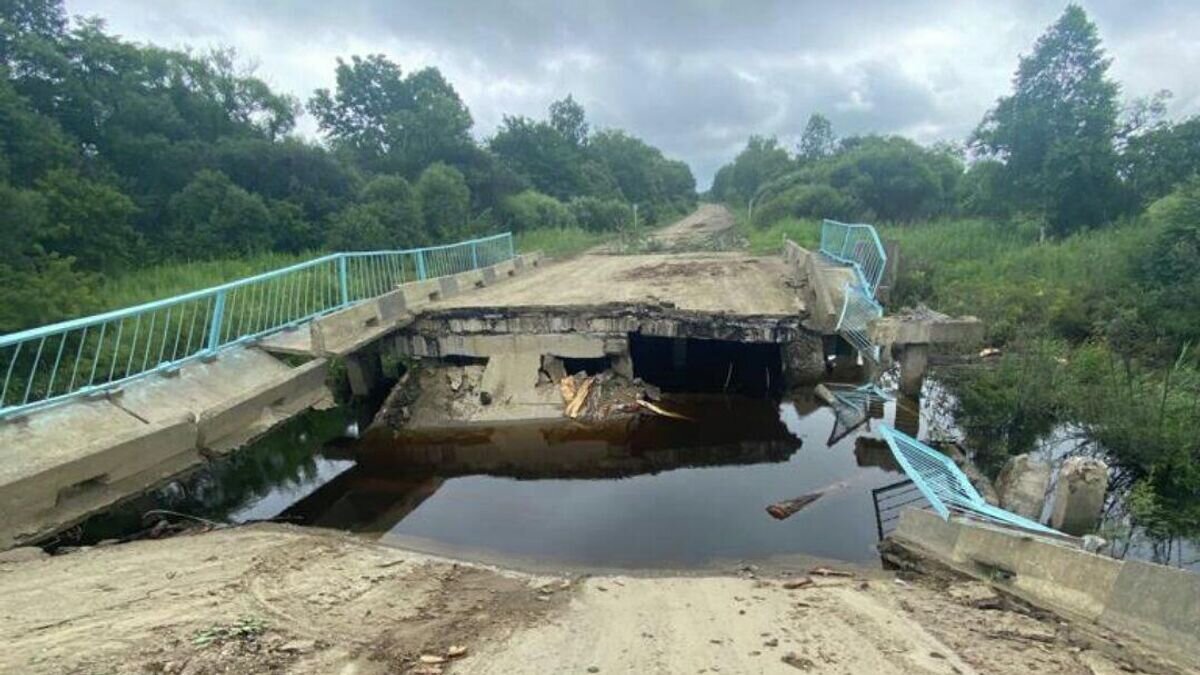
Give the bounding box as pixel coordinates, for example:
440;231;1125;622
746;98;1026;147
756;183;860;224
568;196;630;232
496;190;576;232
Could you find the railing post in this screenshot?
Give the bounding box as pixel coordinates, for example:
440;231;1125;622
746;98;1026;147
470;241;479;269
206;290;226;353
507;234;515;260
337;255;349;306
416;249;427;280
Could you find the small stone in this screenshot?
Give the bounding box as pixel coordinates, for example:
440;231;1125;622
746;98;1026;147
587;667;600;673
782;577;814;590
764;638;779;648
420;654;447;664
447;645;467;658
279;639;316;653
929;651;946;659
782;652;816;670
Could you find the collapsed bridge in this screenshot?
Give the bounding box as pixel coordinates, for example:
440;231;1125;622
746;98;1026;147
0;214;979;548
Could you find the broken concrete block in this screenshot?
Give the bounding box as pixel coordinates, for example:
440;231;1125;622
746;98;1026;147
1050;456;1108;536
541;355;568;383
996;454;1051;521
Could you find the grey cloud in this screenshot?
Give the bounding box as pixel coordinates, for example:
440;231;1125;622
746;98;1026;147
67;0;1200;187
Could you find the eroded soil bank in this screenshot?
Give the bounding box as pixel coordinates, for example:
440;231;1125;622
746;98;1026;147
0;523;1184;674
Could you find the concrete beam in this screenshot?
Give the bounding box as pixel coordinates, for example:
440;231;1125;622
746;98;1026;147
0;415;199;549
196;358;330;453
891;509;1200;668
869;315;985;347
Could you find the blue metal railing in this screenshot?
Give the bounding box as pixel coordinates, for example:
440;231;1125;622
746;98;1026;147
836;283;884;361
818;220;887;362
819;219;887;297
0;232;515;420
879;425;1060;535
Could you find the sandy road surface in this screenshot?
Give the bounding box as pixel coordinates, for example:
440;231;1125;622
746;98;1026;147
651;202;738;247
0;524;1179;675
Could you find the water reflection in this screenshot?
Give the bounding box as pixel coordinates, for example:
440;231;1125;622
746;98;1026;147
280;394;910;567
65;389;923;568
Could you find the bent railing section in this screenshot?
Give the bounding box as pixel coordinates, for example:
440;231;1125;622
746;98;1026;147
879;425;1060;535
820;220;886;361
0;232;515;420
819;219;887;297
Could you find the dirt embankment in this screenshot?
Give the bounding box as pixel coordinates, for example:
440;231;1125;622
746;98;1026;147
0;524;1183;674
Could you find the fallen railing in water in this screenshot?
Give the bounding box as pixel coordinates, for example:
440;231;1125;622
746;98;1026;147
879;425;1061;535
0;233;515;420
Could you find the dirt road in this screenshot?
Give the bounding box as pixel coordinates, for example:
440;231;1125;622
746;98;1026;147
0;524;1178;674
651;202;738;248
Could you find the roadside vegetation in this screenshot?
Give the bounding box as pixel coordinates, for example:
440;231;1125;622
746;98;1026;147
0;0;697;333
718;6;1200;557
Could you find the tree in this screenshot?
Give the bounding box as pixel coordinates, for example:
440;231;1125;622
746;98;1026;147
1120;115;1200;208
308;55;473;176
361;174;423;243
36;169;139;272
325;204;390;251
711;135;792;203
166;170;273;257
821;136;960;222
549;94;588;148
488;115;586;200
972;5;1119;235
798;113;836;163
415;162;470;242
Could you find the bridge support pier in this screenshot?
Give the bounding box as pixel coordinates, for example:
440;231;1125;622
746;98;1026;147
345;348;383;397
898;344;928;397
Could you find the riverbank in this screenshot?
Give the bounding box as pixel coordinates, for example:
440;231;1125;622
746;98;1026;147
0;523;1182;674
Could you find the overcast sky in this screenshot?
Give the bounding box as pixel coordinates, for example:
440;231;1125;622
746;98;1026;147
66;1;1200;188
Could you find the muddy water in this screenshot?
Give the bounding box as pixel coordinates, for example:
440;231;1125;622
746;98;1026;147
66;390;928;568
267;392;923;567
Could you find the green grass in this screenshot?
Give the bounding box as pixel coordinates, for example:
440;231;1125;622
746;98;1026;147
873;218;1152;344
743;217;822;255
94;251;321;312
515;226;613;258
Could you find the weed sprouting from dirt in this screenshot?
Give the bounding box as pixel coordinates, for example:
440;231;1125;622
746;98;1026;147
192;616;269;647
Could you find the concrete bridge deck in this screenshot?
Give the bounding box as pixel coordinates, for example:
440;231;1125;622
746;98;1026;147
430;252;804;316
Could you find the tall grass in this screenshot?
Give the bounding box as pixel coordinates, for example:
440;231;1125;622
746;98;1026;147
93;251;322;312
874;218;1151;344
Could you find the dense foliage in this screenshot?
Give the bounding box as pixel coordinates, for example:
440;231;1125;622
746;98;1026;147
0;0;696;332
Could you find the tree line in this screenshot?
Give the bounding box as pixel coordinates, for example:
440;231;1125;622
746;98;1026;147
0;0;696;331
713;5;1200;238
